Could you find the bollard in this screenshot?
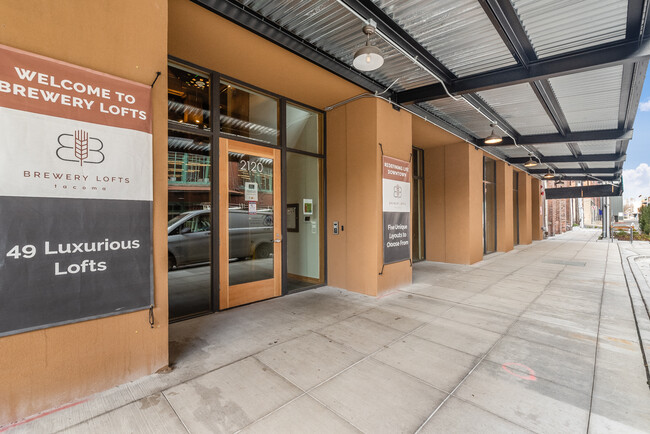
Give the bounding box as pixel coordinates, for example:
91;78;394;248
630;226;634;244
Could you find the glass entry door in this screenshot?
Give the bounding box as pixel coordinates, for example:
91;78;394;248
219;138;281;309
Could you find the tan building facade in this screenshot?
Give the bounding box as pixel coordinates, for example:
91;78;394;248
0;0;555;426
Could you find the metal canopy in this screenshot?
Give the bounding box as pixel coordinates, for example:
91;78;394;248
545;184;623;199
195;0;649;183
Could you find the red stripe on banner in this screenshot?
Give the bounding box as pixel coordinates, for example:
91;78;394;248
0;44;151;134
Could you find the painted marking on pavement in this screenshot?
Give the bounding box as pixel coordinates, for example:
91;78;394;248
501;362;537;381
0;399;88;432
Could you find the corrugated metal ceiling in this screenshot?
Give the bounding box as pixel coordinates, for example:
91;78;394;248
537;143;573;156
586;161;618;169
225;0;639;181
549;65;623;132
237;0;438;91
477;84;558;136
490;145;530;158
510;0;628;59
577;141;619;155
418;97;494;138
371;0;517;77
553;162;584;169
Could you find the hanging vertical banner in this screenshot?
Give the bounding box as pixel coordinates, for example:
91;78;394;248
0;44;153;337
382;155;411;264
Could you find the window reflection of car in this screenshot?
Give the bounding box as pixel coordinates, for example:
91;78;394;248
168;209;273;270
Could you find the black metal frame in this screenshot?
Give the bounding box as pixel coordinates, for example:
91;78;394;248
545;184;623;199
482;157;498;255
395;40;649;104
513;171;520;246
508;153;626;165
167;56;328;321
412;147;426;263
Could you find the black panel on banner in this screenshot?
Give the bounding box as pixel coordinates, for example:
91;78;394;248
0;197;153;337
383;212;410;264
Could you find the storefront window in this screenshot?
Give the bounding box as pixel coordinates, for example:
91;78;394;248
287;103;322;154
167;62;213;320
287;153;324;292
483;157;497;254
167;130;212;320
513;171;520;245
168;63;210;130
166;60;326;319
412;147;425;261
220;81;279;145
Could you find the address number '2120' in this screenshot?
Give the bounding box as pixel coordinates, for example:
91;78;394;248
240;160;264;173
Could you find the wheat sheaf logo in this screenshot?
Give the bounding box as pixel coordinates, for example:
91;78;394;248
57;129;105;166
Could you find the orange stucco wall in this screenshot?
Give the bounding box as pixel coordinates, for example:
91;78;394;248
325;107;348;289
327;98;412;296
0;0;169;426
423;143;483;264
424;144;540;263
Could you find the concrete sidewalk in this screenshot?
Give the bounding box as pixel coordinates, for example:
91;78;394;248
4;229;650;433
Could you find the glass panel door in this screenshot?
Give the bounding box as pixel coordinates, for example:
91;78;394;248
167;62;212;321
219;138;281;309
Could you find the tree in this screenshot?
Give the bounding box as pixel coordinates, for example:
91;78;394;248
640;205;650;235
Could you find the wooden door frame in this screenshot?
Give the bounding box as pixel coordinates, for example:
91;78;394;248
219;138;282;309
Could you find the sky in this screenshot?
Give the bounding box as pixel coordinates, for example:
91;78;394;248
623;72;650;209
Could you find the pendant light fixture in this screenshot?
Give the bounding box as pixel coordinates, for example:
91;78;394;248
484;123;502;144
523;153;538;168
543;168;555;179
353;22;384;72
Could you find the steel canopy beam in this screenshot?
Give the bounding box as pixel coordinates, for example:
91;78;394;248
549;175;620;182
395;40;650;104
627;0;647;40
527;168;620;175
508;154;625;164
462;94;520;140
340;0;522;140
545;184;622;199
479;0;535;65
488;129;633;146
480;0;571;136
531;80;571;136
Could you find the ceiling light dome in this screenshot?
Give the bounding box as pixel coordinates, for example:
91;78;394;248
353;24;384;72
523;154;538;168
484;123;502;144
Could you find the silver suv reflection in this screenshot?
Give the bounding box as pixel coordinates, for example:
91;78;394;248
168;209;273;270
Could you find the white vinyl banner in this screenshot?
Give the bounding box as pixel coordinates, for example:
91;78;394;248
0;108;152;201
0;43;153;337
